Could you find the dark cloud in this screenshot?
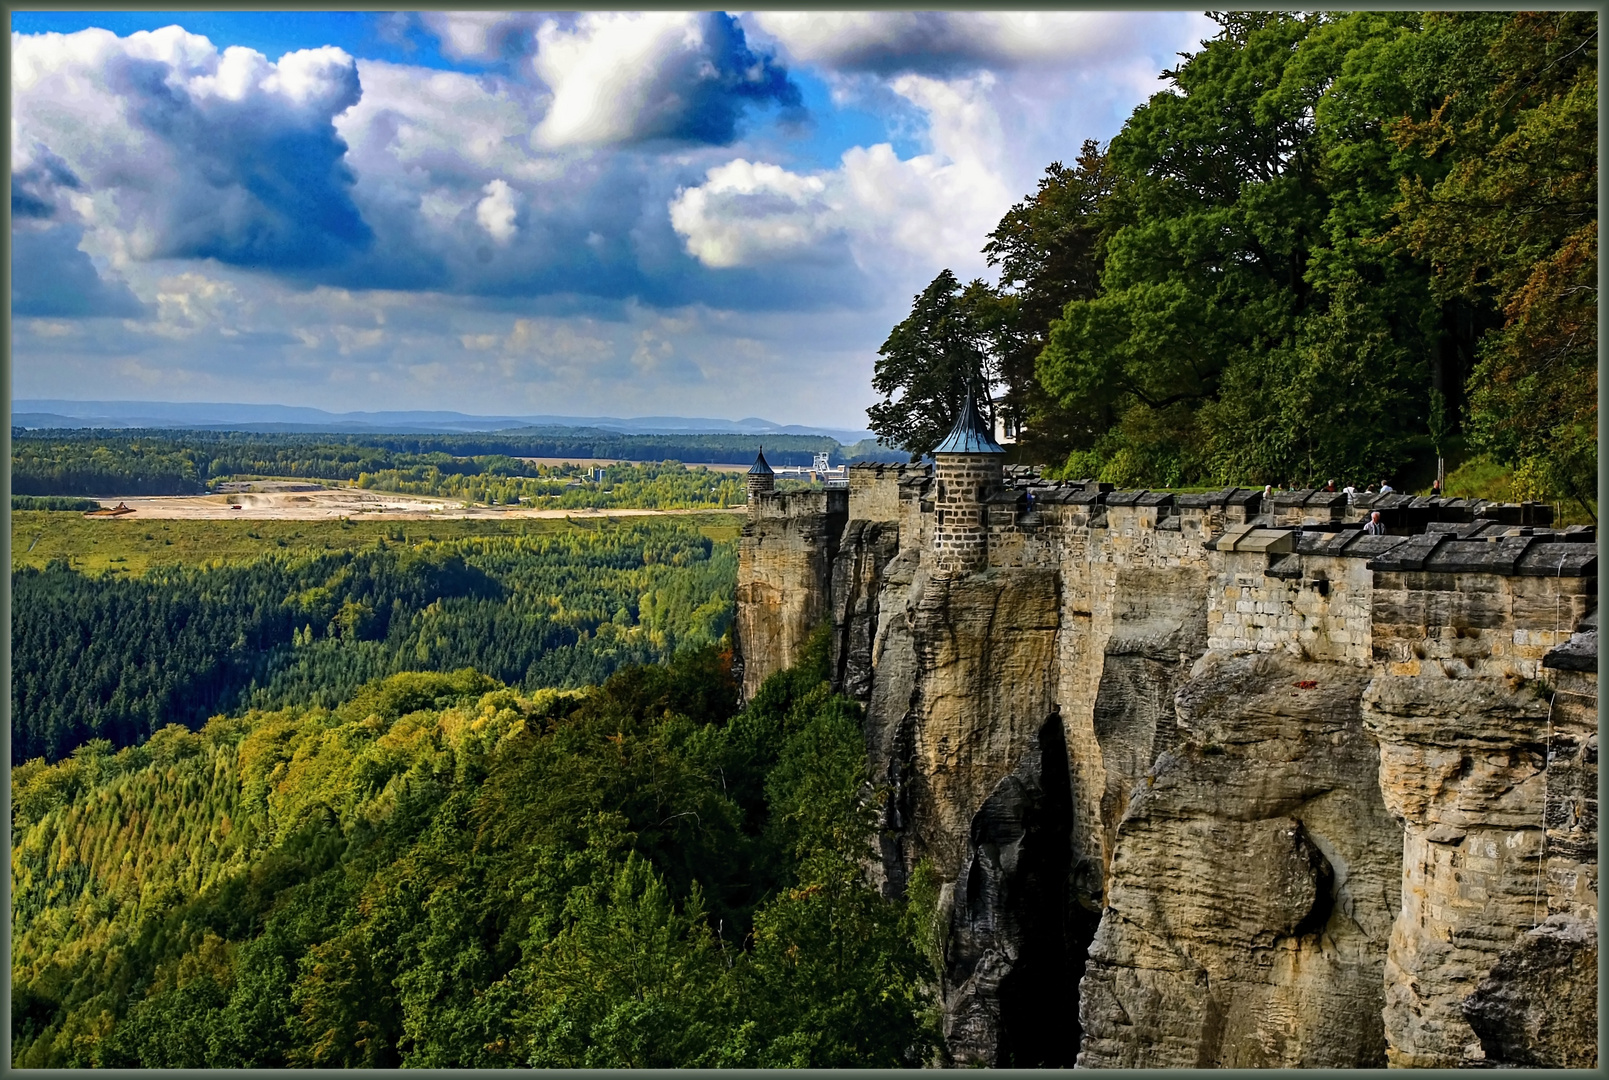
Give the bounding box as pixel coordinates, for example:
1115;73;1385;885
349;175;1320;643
99;49;371;268
643;13;803;145
11;146;84;220
11;224;148;318
745;12;1173;79
421;12;802;148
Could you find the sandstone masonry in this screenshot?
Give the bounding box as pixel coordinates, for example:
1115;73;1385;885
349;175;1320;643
737;459;1597;1068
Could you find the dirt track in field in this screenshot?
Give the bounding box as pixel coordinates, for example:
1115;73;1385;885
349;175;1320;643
87;489;745;521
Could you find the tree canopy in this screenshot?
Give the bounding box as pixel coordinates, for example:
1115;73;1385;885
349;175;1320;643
879;11;1595;513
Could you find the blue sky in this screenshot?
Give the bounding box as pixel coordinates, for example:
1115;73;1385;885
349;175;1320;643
11;10;1214;427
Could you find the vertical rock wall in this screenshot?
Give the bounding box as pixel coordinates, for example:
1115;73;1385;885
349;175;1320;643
1363;566;1597;1066
1077;652;1401;1067
736;469;1597;1068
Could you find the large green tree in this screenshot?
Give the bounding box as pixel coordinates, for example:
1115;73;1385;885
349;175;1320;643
1391;11;1597;515
981;140;1122;462
867;269;996;458
1038;11;1449;487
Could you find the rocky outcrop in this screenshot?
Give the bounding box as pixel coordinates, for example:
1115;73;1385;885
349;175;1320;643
737;471;1597;1068
1363;566;1598;1068
829;520;900;701
1462;914;1598;1067
905;569;1062;888
940;714;1085;1067
1078;652;1400;1067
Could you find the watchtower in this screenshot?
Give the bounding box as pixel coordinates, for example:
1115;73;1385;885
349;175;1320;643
746;446;775;504
930;384;1005;576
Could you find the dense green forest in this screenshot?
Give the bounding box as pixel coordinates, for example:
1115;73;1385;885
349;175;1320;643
349;460;746;510
10;429;890;498
11;643;939;1067
13;522;734;765
12;495;102;511
869;11;1595;515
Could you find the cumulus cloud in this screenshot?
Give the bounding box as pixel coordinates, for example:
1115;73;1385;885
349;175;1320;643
745;11;1209;77
668;159;837;268
418;11;800;148
670;74;1009;281
12;26;369;270
475;179;520;244
531;12;800;147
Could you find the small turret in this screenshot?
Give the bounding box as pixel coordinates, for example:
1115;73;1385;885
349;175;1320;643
746;446;776;504
931;383;1005;576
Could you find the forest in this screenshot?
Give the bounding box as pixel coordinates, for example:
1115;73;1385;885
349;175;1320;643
12;640;940;1067
13;521;735;765
10;429;887;498
348;460;747;510
868;11;1596;516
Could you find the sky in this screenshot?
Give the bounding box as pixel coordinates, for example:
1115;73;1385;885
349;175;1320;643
11;10;1217;428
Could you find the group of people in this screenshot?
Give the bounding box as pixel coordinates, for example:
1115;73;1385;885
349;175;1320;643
1261;478;1413;499
1256;477;1441;536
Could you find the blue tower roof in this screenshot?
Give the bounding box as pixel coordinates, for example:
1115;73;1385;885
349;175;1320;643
933;384;1005;455
748;447;774;475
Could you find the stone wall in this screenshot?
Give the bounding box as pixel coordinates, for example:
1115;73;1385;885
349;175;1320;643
735;488;845;700
735;475;1597;1067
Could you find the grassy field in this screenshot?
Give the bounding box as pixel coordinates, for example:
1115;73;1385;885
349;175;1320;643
11;510;743;576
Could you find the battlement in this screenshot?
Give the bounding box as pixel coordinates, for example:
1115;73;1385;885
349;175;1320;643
783;469;1592;581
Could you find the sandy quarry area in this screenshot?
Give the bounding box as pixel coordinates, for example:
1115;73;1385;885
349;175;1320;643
87;488;744;521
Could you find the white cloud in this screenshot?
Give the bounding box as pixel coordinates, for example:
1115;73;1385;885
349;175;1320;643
420;11;799;149
475;179;520;244
670;74;1009;281
668;159;836;268
530;12;704;147
12;26;367;270
418;12;526;61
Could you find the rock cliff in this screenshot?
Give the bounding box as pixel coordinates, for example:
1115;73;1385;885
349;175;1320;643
738;466;1596;1068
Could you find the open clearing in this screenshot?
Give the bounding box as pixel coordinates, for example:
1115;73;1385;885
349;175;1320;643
76;488;746;521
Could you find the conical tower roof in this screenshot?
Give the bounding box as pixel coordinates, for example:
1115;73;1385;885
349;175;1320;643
747;446;774;475
933;382;1005;455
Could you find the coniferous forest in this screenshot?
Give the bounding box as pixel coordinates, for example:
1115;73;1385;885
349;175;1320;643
13;641;938;1067
13;523;735;765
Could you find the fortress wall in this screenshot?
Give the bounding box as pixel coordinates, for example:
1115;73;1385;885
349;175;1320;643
735;489;846;700
848;463;904;524
736;482;1597;1067
1210;551;1374;662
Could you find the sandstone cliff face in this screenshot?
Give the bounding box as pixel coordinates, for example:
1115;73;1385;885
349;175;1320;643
741;471;1597;1069
1462;913;1598;1067
1078;652;1400;1067
1363;569;1597;1067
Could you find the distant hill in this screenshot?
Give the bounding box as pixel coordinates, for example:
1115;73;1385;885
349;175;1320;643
12;399;874;443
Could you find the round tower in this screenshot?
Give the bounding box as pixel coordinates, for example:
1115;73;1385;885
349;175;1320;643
746;446;775;505
930;384;1005;576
